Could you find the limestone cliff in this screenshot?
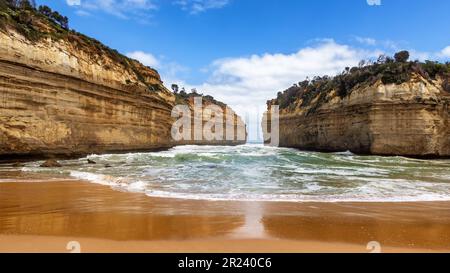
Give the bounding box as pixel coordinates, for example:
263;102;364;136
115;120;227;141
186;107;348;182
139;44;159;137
0;4;245;158
264;58;450;157
174;96;247;146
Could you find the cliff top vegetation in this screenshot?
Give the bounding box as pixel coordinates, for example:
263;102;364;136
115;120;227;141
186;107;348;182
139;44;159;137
170;84;227;108
0;0;166;92
0;0;228;106
271;51;450;113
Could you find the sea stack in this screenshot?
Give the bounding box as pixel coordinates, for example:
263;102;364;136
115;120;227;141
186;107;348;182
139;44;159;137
264;54;450;157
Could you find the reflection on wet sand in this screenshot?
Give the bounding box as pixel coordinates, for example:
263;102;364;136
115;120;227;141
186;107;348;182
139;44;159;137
0;181;244;240
261;202;450;249
1;179;450;251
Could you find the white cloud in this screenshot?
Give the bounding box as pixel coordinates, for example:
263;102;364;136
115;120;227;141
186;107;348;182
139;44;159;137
408;50;431;62
204;40;379;98
66;0;229;18
354;36;377;46
408;46;450;61
66;0;157;19
66;0;81;6
75;9;91;16
352;36;406;51
352;37;450;61
174;0;230;14
440;46;450;58
126;51;190;84
126;51;160;68
367;0;381;6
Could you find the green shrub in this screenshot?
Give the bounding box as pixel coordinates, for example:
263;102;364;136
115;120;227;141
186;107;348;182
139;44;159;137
443;79;450;93
394;50;410;63
273;51;449;112
421;61;449;79
0;0;9;10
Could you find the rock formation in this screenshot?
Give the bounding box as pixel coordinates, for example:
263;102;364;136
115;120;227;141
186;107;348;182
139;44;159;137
0;4;246;158
264;56;450;157
173;96;247;146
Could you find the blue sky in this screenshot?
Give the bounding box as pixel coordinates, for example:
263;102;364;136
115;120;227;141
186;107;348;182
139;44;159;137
38;0;450;141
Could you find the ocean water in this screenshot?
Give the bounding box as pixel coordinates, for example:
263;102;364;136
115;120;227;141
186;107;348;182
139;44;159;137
4;144;450;202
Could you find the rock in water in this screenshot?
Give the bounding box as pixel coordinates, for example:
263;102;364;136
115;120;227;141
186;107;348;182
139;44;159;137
40;159;62;168
87;159;97;164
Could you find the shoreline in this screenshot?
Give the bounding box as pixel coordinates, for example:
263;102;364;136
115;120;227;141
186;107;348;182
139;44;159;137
0;147;175;164
3;142;450;165
0;236;443;253
0;178;450;253
0;144;249;164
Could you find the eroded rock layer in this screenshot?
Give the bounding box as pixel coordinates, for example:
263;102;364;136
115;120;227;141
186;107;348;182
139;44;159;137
0;30;176;157
265;77;450;157
174;97;247;146
0;23;245;158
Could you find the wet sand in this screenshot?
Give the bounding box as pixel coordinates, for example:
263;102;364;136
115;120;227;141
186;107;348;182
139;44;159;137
0;178;450;253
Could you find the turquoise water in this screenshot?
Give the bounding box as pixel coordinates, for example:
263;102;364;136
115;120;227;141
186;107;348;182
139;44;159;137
5;144;450;202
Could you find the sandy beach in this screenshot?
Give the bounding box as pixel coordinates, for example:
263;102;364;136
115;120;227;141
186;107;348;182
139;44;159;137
1;0;449;259
0;174;450;253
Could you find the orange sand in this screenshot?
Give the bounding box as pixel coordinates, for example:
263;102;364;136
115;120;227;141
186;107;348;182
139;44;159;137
0;180;449;253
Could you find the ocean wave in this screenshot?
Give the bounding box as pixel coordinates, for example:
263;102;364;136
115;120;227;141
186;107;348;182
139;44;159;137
4;144;450;203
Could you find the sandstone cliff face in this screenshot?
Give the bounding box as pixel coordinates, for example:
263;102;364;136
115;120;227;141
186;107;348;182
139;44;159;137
264;76;450;157
0;28;176;157
0;16;245;158
174;97;247;146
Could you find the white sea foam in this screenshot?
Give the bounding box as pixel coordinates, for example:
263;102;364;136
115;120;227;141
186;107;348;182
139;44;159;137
70;171;119;186
5;144;450;203
140;190;450;203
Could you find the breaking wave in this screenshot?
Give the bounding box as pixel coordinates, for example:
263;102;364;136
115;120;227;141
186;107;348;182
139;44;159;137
8;144;450;202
